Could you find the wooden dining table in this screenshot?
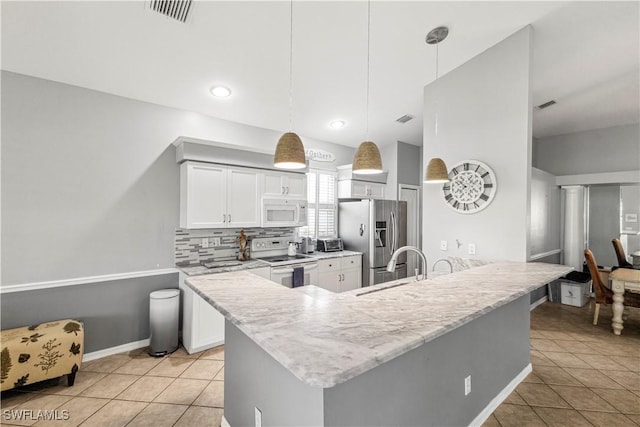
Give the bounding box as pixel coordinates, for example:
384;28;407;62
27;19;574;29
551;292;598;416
609;267;640;335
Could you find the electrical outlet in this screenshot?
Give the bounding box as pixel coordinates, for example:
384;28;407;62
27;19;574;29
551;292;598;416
255;407;262;427
468;243;476;255
440;240;448;251
211;237;221;247
201;238;209;248
465;375;471;396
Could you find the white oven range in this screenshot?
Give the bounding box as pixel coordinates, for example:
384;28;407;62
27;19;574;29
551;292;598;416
251;237;318;287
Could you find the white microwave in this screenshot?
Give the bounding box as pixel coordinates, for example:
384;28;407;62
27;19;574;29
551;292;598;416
262;199;307;227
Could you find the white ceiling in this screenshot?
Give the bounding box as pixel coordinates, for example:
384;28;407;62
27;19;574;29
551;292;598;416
2;1;638;148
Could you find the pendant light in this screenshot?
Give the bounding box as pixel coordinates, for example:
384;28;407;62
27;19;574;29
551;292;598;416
352;0;382;175
424;26;450;183
274;0;306;169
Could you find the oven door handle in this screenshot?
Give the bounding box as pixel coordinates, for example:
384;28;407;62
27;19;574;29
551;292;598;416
271;263;318;274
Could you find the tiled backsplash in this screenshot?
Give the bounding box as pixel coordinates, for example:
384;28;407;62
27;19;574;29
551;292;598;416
175;227;295;266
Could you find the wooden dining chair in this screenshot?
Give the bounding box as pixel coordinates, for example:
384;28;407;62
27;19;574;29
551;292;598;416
612;238;633;269
585;248;640;325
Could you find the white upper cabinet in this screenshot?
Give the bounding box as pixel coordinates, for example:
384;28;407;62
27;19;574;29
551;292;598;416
226;167;261;227
180;161;260;229
338;180;385;199
263;171;307;199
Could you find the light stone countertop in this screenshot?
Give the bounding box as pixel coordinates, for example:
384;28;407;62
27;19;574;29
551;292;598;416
185;261;572;388
178;251;361;276
302;250;362;260
178;259;269;276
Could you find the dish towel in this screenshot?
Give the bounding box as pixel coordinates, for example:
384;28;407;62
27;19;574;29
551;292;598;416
292;266;304;288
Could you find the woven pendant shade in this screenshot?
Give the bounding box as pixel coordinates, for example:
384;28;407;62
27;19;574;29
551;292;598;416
274;132;306;169
353;141;383;174
424;157;450;183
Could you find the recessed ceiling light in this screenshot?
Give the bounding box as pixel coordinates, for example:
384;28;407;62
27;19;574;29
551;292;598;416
210;86;231;98
329;120;346;129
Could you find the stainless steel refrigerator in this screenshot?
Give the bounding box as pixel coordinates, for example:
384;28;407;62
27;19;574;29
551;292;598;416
338;199;407;286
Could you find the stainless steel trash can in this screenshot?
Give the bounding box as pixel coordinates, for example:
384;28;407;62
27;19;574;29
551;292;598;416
149;289;180;357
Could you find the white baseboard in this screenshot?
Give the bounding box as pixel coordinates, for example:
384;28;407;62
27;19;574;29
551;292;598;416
221;415;230;427
530;295;548;311
468;363;532;427
82;338;150;362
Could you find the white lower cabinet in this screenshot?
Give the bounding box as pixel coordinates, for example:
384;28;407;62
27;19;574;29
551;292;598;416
317;255;362;293
180;268;272;354
179;272;224;354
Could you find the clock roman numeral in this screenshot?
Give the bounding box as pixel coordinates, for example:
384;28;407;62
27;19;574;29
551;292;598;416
484;183;493;188
452;168;460;176
445;194;453;201
453;201;460;209
443;185;450;191
480;194;489;202
463;163;469;171
481;172;489;178
473;202;479;208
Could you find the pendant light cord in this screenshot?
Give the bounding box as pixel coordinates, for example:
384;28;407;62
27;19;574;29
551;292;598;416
434;36;439;138
365;0;371;140
288;0;294;131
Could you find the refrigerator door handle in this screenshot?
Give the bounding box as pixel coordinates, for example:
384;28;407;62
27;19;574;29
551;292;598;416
389;211;395;255
359;223;365;236
392;210;398;253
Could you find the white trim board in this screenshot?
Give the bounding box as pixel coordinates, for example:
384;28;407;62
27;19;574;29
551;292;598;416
468;363;532;427
1;268;179;294
556;170;640;186
82;338;150;362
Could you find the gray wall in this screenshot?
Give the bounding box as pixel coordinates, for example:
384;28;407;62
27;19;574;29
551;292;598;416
0;273;177;353
533;124;640;176
1;71;355;353
588;185;621;267
224;321;325;427
397;141;422;187
223;295;530;426
2;71;355;286
423;27;533;263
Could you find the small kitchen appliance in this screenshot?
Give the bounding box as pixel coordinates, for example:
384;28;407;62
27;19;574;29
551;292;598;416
316;238;343;252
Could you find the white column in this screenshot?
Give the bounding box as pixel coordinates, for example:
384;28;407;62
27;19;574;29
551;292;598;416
563;185;586;271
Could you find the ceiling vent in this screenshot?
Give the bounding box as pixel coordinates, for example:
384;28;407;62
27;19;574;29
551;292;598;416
148;0;193;23
395;114;414;124
536;100;557;110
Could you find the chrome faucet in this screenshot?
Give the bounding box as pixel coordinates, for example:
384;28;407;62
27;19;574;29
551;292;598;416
387;246;427;281
432;258;453;274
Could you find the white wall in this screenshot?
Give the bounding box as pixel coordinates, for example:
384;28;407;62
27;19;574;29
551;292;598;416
534;124;640;176
1;71;355;285
423;27;532;263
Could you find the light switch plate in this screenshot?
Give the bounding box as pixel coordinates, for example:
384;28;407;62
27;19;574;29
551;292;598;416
465;375;471;395
201;238;209;248
468;243;476;255
440;240;448;251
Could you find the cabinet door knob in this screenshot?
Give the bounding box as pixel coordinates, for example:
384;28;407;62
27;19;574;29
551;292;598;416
228;214;231;223
223;214;226;223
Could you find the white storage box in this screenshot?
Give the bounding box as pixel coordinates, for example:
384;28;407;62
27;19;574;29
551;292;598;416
560;280;591;307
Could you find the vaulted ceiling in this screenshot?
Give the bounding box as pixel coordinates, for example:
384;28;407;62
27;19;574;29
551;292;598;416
2;1;638;148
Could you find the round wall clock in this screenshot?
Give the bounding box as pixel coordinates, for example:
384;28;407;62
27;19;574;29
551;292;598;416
442;160;497;214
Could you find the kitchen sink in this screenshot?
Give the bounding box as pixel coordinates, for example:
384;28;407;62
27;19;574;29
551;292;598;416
356;281;411;296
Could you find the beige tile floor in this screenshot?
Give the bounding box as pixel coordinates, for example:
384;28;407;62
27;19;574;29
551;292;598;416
1;301;639;426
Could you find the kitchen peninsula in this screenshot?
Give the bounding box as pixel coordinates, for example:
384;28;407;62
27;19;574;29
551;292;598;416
185;262;572;426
